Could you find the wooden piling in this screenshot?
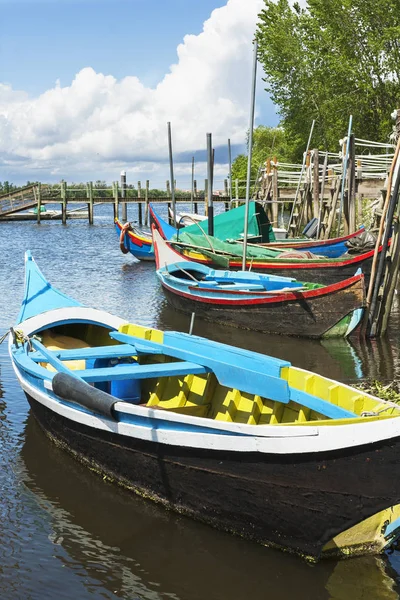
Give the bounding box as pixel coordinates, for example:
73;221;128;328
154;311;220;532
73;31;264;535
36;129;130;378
204;179;208;216
194;180;198;214
36;183;42;224
144;180;149;226
60;180;67;225
113;182;119;220
121;171;127;222
87;181;94;225
137;181;142;226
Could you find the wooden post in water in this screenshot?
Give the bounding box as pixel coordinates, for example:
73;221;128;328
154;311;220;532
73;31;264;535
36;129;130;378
121;171;127;222
113;181;119;220
224;179;229;211
137;181;142;226
36;183;42;224
207;134;214;236
87;181;94;225
194;180;198;214
204;179;208;216
60;180;67;225
144;180;149;226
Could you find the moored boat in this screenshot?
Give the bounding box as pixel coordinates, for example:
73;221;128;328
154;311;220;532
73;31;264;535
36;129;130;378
151;203;366;259
115;219;154;261
152;228;365;339
150;220;379;288
9;252;400;561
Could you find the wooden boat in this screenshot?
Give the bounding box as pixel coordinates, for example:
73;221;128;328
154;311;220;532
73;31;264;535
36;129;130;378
151;203;365;259
10;252;400;561
152;228;365;339
151;223;379;289
115;219;154;261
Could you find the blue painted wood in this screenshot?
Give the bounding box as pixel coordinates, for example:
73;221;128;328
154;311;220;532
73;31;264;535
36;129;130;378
75;360;210;382
30;344;138;362
110;331;291;402
289;389;357;419
17;251;81;324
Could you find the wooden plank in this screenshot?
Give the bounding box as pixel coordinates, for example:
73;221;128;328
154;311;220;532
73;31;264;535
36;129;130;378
290;389;357;419
75;361;210;382
30;343;138;362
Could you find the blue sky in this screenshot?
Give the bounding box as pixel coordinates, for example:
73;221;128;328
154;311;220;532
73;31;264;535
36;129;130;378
0;0;278;187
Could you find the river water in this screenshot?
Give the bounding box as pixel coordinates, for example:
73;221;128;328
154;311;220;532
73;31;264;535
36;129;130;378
2;205;400;599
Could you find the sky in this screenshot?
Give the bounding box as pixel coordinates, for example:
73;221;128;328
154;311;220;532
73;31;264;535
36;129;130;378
0;0;279;189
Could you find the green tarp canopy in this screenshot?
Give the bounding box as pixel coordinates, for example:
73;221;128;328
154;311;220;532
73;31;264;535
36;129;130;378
172;202;276;244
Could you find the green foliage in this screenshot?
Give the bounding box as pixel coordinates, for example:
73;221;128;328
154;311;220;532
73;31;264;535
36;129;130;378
256;0;400;158
353;380;400;403
231;125;293;196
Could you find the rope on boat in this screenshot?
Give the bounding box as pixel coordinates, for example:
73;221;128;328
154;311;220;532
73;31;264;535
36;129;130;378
0;330;10;344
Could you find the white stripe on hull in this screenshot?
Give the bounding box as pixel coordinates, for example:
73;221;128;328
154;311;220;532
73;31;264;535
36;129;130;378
12;361;400;456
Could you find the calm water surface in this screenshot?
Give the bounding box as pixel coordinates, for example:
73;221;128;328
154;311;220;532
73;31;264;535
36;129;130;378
2;205;400;599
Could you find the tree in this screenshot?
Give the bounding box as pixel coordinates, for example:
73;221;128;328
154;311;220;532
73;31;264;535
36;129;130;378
256;0;400;158
231;125;293;195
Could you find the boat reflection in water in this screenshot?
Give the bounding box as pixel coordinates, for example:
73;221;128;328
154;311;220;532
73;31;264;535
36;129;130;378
21;417;400;600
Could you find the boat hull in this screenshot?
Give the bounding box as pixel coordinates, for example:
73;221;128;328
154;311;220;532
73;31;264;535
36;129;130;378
265;228;365;258
174;249;375;287
26;392;400;561
115;220;155;261
160;275;365;338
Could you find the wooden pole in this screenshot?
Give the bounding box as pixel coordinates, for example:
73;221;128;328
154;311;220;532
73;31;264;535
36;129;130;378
235;179;239;202
348;134;356;234
191;157;195;213
271;157;278;226
369;156;400;336
61;180;67;225
228;138;232;204
364;132;400;326
194;180;198;214
312;149;320;219
121;171;127;222
337;115;353;234
144;180;149;226
242;39;258;271
87;181;94;225
36;182;41;224
167;122;176;225
207;133;214;236
317;153;328;238
204;179;208;217
113;181;119;220
137;181;142;226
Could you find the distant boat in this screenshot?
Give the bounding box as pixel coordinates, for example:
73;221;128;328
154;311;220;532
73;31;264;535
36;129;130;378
153;227;365;339
152;203;366;258
9;252;400;561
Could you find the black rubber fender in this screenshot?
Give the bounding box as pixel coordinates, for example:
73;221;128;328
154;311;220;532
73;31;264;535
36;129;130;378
52;372;118;419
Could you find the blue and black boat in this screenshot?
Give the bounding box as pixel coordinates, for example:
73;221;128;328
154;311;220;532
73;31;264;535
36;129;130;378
9;252;400;561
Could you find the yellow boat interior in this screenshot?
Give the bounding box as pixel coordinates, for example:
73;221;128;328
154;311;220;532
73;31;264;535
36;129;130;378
35;322;400;427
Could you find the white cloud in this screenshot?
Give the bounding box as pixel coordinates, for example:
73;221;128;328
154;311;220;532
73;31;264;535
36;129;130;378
0;0;270;185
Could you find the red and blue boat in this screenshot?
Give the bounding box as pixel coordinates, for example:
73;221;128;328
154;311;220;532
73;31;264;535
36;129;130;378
153;227;365;339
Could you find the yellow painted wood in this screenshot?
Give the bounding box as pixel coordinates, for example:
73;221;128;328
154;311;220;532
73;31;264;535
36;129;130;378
322;503;400;557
